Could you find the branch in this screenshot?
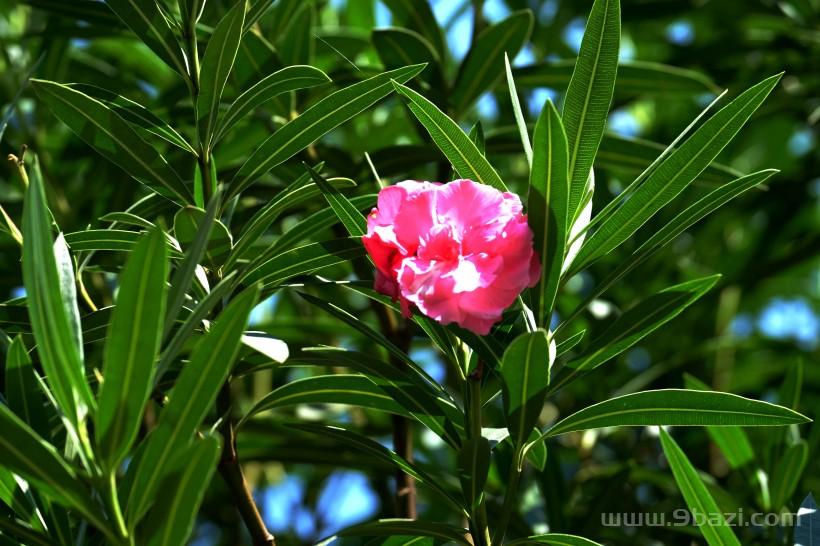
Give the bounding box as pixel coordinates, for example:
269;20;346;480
217;383;276;546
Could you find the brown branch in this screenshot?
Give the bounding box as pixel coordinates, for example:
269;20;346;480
217;383;276;546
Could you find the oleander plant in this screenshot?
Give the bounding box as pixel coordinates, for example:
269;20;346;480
1;0;818;545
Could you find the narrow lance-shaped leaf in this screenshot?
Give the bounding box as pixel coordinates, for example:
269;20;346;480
572;73;782;272
380;0;446;57
336;519;470;544
292;424;466;515
226;173;356;270
514;59;719;97
559;170;777;330
265;194;372;256
392;81;506;191
214;65;331;144
457;437;491;511
242;374;413;425
139;435;221;546
540;389;809;439
229;64;425;199
562;0;620;217
683;374;755;469
241;238;366;287
450;10;533;115
551;275;720;394
277;1;314;66
197;1;246;151
22;158;94;427
528;99;569;326
0;405;115;541
305;164;366;237
69;83;196;155
660;428;742;546
126;286;259;526
96;227;169;471
769;440;808;509
505;53;532;165
164;191;220;340
105;0;190;80
31;80;192;204
4;336;51;439
156;271;238;383
508;534;603;546
500;330;552;452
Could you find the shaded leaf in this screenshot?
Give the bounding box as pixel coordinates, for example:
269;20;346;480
96;227;169;471
229;64;425;199
660;428;742;546
31;80;192;204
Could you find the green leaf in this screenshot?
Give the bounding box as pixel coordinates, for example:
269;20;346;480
514;60;719;97
769;440;808;509
572;74;781;271
229;64;424;199
64;229;149;253
4;336;51;439
305;164;367;237
562;0;620;216
542;389;809;438
139;435;221;546
528;99;569;326
555;330;585;358
126;286;259;525
379;0;445;57
372;27;440;74
392;80;506;191
450;10;533;115
505;53;532;165
242;374;412;423
278;1;314;66
292;425;466;515
197;0;246;151
173;206;232;269
683;374;755;469
336;519;470;544
214;65;331;144
69;84;196;154
156;271;238;383
31;80;192;204
509;534;602;546
226;168;353;270
265;194;372;255
457;437;491;511
241;238;365;286
552;275;720;393
660;428;742;546
561;170;777;329
0;404;114;540
500;330;552;451
96;227;169;471
105;0;190;79
468;121;485;155
22;160;94;427
289;347;464;445
164;193;220;340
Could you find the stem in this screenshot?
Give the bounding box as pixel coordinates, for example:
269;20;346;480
389;323;416;518
105;472;130;545
467;370;490;546
217;383;276;546
492;453;523;546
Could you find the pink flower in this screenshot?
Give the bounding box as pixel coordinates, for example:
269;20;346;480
362;179;541;335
